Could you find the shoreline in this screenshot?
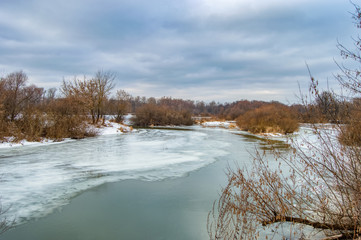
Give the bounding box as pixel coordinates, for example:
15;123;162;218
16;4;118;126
0;120;133;149
1;117;306;149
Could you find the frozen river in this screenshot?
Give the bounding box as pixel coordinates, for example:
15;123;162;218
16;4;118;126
0;126;285;239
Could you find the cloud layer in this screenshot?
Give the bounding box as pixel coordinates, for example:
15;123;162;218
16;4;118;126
0;0;356;102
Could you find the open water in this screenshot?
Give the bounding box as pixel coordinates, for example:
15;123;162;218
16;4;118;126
0;126;283;239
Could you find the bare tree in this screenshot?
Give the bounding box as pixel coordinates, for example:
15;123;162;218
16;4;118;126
2;71;28;121
0;79;6;120
0;71;44;122
93;70;115;123
61;71;115;124
46;87;57;102
113;89;131;122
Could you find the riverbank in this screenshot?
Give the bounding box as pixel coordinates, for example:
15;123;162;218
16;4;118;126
199;120;290;137
0;120;133;149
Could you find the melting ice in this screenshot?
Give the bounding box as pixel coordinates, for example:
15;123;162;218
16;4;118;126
0;127;230;225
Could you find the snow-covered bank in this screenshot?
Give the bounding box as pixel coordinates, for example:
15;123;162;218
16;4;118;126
0;120;133;149
93;121;133;135
0;138;75;149
198;121;338;151
199;120;305;139
200;121;237;129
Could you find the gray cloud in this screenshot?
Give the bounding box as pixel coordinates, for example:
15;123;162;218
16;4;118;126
0;0;356;103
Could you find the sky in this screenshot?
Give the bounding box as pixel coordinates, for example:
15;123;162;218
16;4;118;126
0;0;357;103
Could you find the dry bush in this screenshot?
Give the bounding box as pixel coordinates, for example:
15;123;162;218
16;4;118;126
133;104;193;127
42;98;97;140
16;108;46;141
42;114;92;140
338;109;361;146
0;121;19;142
236;104;299;134
0;71;102;143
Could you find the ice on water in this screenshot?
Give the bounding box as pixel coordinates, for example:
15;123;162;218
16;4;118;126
0;127;229;225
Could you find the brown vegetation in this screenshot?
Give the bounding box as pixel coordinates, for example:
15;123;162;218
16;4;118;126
0;71;116;142
338;106;361;146
61;70;115;124
236;103;299;134
132;104;193;127
108;90;132;122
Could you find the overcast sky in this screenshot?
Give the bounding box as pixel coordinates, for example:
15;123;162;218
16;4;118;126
0;0;357;103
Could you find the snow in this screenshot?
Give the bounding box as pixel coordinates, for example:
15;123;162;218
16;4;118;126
96;121;133;135
0;120;133;149
200;121;237;129
123;113;134;125
259;132;284;137
288;124;340;151
0;137;75;149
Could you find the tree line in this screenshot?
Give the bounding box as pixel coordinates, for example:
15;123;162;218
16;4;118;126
1;67;360;142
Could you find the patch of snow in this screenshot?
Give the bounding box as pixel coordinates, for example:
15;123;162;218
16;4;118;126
0;120;133;149
0;138;74;149
201;121;237;129
289;124;340;151
123;113;134;125
259;132;284;137
98;121;133;135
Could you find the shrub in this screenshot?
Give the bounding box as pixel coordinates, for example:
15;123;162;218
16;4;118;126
236;104;299;134
16;109;46;141
338;109;361;146
42;98;97;140
0;97;98;142
133;104;193;127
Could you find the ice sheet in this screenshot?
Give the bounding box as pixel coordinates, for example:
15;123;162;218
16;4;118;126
0;127;229;225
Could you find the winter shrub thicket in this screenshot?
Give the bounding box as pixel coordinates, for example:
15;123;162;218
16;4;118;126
41;98;98;140
0;72;98;142
0;99;97;142
338;108;361;146
339;122;361;146
236;104;299;134
133;104;193;127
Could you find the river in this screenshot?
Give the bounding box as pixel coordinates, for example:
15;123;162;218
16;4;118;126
0;126;283;239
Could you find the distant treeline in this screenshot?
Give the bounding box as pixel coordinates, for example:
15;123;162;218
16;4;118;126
1;70;359;142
